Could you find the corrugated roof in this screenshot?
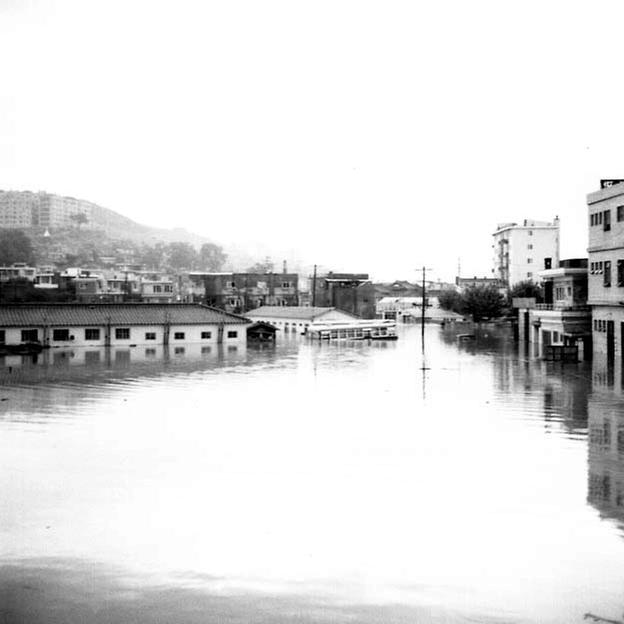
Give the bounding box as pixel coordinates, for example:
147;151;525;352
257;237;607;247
0;303;250;327
247;306;343;321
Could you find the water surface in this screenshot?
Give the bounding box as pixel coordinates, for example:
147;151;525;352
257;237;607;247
2;325;624;623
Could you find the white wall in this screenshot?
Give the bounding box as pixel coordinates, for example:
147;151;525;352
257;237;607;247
2;323;248;347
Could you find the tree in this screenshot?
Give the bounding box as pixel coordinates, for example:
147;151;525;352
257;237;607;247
0;229;34;265
508;280;543;303
69;212;89;228
462;285;504;321
167;242;198;270
438;289;464;314
199;243;227;271
246;257;274;273
139;242;166;269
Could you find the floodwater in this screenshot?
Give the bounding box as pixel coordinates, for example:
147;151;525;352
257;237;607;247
1;324;624;624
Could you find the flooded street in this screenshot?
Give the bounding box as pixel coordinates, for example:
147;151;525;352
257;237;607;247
2;324;624;623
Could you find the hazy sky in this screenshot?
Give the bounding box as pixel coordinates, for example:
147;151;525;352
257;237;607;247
1;0;622;281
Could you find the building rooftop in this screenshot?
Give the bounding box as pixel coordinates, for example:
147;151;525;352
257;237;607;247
0;303;249;327
247;306;354;320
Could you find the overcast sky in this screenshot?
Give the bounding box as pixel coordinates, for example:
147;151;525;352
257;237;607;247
1;0;622;281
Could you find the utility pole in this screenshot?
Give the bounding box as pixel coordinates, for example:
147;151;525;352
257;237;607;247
416;266;432;342
312;264;317;307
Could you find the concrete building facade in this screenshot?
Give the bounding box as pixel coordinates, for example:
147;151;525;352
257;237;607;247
587;183;624;361
493;218;560;288
312;272;376;319
518;259;591;360
202;272;299;313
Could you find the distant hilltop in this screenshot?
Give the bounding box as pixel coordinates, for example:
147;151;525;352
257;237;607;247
0;190;208;246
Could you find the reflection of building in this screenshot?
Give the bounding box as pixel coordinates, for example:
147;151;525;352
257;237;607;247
587;183;624;361
0;303;249;348
492;218;560;288
312;272;375;319
518;259;591;360
588;397;624;530
202;272;299;314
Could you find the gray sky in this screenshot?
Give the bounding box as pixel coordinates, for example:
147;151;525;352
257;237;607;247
0;0;620;281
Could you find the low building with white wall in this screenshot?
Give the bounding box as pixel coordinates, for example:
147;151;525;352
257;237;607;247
245;305;357;335
0;303;249;348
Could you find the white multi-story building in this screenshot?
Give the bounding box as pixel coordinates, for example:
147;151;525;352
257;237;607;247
587;183;624;360
492;218;560;288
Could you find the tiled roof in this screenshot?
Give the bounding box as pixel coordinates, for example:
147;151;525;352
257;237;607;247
247;306;348;321
0;303;250;327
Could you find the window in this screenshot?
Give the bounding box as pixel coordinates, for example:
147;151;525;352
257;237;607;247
174;332;185;340
201;331;212;339
164;284;172;292
618;260;624;287
145;332;156;340
528;230;533;236
145;348;156;357
527;244;533;250
0;330;5;344
153;285;162;293
604;209;611;231
115;327;130;340
228;281;236;288
604;261;612;287
527;258;532;264
282;281;290;288
227;330;238;338
618;206;624;222
21;329;38;342
85;328;100;340
527;272;533;278
53;328;70;341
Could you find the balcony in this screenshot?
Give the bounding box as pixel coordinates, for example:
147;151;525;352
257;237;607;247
534;303;590;312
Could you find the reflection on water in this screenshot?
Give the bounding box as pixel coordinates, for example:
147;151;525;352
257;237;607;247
2;324;624;623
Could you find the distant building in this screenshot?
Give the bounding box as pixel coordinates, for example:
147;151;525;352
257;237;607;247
0;263;37;282
587;183;624;360
492;218;560;288
0;303;249;348
456;276;505;293
0;190;137;234
202;272;299;314
312;272;375;319
246;306;358;335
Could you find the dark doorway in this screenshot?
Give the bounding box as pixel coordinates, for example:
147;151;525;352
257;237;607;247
607;320;615;364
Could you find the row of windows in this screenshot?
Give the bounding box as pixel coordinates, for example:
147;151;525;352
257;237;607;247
594;320;612;332
0;328;238;343
590;259;624;287
590;206;624;229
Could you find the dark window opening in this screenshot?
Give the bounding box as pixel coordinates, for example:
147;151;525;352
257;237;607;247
22;329;38;342
53;328;70;341
115;328;130;340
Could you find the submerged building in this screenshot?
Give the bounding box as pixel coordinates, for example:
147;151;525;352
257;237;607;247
587;182;624;361
0;303;249;348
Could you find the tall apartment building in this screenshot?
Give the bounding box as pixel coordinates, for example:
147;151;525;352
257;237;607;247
492;218;560;288
0;190;134;232
587;183;624;360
